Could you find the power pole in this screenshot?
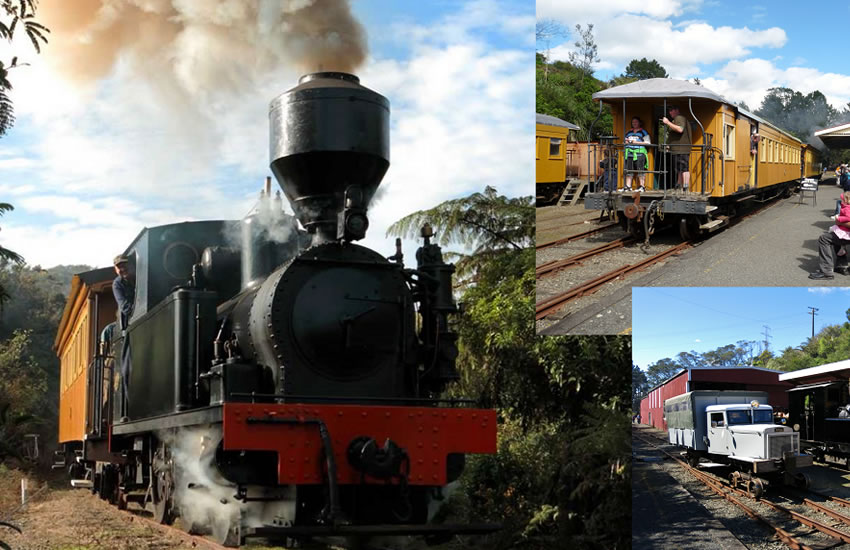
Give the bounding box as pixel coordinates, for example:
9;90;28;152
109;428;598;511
761;325;772;354
808;307;819;340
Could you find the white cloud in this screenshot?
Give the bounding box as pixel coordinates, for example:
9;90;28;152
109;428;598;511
694;338;702;342
1;2;533;268
0;157;35;169
548;14;786;79
807;287;850;294
537;0;700;21
702;58;850;110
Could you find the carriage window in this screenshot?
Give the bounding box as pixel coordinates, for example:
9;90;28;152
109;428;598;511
723;123;735;160
549;138;562;158
760;139;766;163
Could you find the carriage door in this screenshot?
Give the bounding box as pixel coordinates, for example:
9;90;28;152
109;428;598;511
707;411;729;454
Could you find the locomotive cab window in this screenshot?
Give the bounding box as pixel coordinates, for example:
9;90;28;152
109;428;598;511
549;138;562;158
710;412;725;428
723;122;735;160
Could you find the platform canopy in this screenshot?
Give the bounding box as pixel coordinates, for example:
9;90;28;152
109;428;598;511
814;123;850;149
536;113;579;130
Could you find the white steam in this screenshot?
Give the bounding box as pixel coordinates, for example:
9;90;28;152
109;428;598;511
162;426;244;536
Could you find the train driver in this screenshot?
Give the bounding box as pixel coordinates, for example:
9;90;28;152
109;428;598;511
662;105;692;192
112;254;135;421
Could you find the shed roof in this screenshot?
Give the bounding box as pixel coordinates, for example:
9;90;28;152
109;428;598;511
646;365;786;394
536;113;580;130
778;359;850;382
592;78;728;103
814;122;850;150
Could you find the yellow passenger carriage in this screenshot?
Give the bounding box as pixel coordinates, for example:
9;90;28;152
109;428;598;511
583;79;822;240
54;267;117;469
536;113;580;204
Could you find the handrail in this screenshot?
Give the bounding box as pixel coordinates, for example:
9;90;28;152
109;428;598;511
587;141;720;196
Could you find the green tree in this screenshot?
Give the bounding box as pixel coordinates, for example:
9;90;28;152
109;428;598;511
0;204;24;305
386;186;533;283
623;58;668;80
632;364;648;411
0;329;46;460
756;87;837;142
388;189;630;548
645;357;680;387
568;24;599;89
0;0;49;135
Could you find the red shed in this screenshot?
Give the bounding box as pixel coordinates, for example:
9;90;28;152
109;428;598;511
639;366;792;431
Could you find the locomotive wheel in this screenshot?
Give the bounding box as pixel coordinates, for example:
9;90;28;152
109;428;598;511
746;478;764;500
151;443;175;525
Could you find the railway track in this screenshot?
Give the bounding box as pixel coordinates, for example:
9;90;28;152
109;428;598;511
535;242;690;320
535;223;619;250
536;237;635;279
635;429;850;550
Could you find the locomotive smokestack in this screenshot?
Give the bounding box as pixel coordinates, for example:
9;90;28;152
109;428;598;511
268;72;390;243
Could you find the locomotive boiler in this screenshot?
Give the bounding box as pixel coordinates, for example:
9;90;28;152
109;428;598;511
54;72;498;546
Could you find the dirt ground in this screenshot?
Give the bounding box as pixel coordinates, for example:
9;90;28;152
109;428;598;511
0;464;200;550
0;464;482;550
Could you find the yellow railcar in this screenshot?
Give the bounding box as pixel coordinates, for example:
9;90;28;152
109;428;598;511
583;79;823;240
53;267;116;460
536;113;579;204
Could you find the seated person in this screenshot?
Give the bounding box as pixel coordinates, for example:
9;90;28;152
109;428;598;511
811;199;850;279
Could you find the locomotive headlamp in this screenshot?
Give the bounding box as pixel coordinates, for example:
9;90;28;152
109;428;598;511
750;400;760;408
344;212;369;240
338;185;369;241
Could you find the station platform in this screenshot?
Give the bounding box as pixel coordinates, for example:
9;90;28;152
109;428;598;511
632;425;748;550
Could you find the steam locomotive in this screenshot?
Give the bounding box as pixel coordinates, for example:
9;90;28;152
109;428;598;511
54;72;498;546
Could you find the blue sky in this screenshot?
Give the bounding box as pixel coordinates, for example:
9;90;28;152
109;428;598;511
633;287;850;369
537;0;850;111
0;0;534;268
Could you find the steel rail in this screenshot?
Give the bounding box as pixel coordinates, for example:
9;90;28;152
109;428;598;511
633;432;814;550
536;237;634;278
803;498;850;531
536;242;690;319
535;224;618;250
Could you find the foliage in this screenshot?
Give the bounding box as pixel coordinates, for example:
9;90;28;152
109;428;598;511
389;188;630;548
567;24;599;89
0;329;45;460
0;204;24;305
755;87;836;143
623;58;668;80
632;364;648;411
536;54;613;140
0;0;49;136
0;262;84;462
385;186;533;284
645;357;681;388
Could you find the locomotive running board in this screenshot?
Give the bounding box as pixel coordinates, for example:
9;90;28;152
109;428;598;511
242;522;502;539
111;405;222;435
